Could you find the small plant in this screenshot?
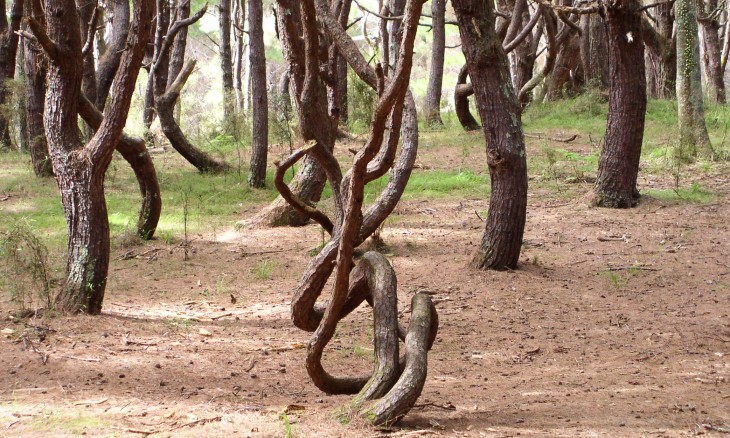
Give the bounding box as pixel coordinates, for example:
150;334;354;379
541;144;558;180
279;410;294;438
0;222;53;312
252;259;274;280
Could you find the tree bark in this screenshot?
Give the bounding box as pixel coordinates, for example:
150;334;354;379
676;0;714;158
453;0;528;270
220;0;235;129
580;14;609;89
247;0;268;188
594;0;646;208
424;0;445;127
0;0;23;150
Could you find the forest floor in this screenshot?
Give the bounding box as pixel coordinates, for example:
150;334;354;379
1;103;730;437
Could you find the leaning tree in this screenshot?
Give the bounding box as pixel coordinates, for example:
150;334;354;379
270;0;439;426
27;0;153;314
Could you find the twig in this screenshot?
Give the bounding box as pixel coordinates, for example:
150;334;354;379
701;423;730;434
639;0;675;11
597;236;626;242
474;210;485;221
60;355;101;362
73;398;108;406
607;266;659;272
413;402;456;411
210;312;233;320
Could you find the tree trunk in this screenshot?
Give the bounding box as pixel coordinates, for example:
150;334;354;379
245;0;334;227
247;0;268;187
676;0;714;158
580;14;609;89
220;0;235;129
546;33;582;100
23;0;52;176
642;2;675;98
594;0;646;208
38;0;153;313
698;0;725;103
0;0;23;150
424;0;445;127
452;0;528;270
232;0;245;112
96;0;130;108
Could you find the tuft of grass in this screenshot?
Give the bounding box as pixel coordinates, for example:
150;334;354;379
28;409;108;435
252;259;274;280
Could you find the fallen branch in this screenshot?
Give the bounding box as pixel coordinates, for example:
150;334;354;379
524;133;578;143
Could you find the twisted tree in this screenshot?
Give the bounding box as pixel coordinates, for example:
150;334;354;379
147;0;231;173
26;0;153;313
272;0;439;426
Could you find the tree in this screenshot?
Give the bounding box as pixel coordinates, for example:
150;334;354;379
27;0;153;313
452;0;528;270
219;0;235;129
275;0;438;426
0;0;23;150
243;0;335;227
424;0;446;127
676;0;714;158
148;1;231;173
247;0;268;188
698;0;725;103
22;0;52;176
593;0;647;208
642;2;675;99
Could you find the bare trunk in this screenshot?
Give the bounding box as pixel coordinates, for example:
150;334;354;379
96;0;130;108
23;0;51;176
676;0;714;158
247;0;268;187
220;0;235;128
594;0;646;208
0;0;23;150
580;14;609;89
453;0;528;270
698;0;725;103
232;0;245;111
424;0;445;127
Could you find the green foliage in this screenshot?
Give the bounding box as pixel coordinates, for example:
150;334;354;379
0;221;54;312
279;410;294;438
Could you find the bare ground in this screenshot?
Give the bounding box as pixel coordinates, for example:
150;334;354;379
1;136;729;437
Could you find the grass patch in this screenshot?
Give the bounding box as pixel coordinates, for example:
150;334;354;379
27;409;109;435
644;183;719;204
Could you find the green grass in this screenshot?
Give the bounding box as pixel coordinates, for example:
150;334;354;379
644;182;719;204
27;409;109;435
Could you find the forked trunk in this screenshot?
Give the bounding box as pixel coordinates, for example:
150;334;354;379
453;0;528;270
594;0;646;208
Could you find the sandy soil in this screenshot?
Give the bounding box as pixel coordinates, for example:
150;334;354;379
1;139;729;437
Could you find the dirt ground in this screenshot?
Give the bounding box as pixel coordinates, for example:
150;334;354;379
1;135;729;437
